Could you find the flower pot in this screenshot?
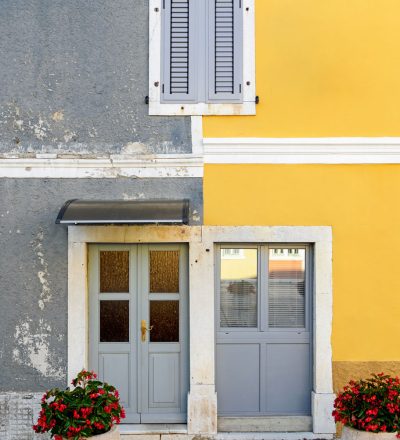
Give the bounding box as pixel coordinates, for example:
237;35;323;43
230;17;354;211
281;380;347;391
342;426;397;440
63;425;120;440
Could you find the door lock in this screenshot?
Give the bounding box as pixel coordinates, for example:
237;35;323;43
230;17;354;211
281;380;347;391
141;320;153;342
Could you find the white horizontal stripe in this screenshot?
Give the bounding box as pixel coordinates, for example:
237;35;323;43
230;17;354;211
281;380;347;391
204;137;400;164
0;154;203;178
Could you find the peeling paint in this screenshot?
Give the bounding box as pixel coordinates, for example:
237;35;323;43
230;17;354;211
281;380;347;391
192;210;201;222
51;111;64;122
63;130;77;143
32;229;51;310
122;192;146;200
121;141;150;155
30;117;48;140
13;318;63;379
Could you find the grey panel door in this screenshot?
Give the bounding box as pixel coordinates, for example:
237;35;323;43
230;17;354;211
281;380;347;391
216;245;312;417
89;244;188;424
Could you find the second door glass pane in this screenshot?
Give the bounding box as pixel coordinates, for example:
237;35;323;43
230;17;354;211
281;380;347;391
149;250;180;293
220;248;258;328
150;300;179;342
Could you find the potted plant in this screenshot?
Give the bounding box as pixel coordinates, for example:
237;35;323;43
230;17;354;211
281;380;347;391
333;373;400;439
33;370;125;439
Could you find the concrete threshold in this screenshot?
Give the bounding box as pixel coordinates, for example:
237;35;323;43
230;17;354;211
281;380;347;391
120;424;188;435
120;428;334;440
216;433;334;440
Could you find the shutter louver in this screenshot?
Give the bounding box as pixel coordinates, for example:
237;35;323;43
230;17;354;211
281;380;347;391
170;0;189;94
162;0;195;102
208;0;243;102
214;0;234;94
268;249;306;329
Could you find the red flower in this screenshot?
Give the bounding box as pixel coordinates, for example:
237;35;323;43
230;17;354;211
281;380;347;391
94;422;105;430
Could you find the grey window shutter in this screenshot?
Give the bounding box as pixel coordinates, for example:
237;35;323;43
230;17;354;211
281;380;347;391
208;0;243;102
161;0;197;102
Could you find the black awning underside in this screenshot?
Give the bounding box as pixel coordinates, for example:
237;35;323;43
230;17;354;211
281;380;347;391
56;199;190;225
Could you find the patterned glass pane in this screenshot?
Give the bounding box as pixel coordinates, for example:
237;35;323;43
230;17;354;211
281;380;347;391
220;248;258;328
268;248;306;328
150;250;179;293
150;300;179;342
100;251;129;293
100;300;129;342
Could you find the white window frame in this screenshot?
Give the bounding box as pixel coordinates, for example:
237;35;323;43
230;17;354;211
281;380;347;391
67;225;334;436
148;0;256;116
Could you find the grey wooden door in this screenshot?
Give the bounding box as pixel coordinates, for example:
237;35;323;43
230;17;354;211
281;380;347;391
216;245;312;419
89;244;188;424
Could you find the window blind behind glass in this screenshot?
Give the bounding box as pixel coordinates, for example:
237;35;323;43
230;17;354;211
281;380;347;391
220;248;257;328
268;248;306;328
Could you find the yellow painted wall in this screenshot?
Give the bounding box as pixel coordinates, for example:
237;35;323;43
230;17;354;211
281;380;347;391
203;0;400;138
204;164;400;361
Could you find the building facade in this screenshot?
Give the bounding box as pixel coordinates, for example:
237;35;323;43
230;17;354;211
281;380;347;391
1;0;400;439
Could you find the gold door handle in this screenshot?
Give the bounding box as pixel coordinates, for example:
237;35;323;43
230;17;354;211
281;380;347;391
141;319;153;342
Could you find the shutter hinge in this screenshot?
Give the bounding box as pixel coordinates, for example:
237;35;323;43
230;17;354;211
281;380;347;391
144;96;149;105
239;0;242;8
162;84;165;94
255;95;260;104
163;0;165;9
239;84;242;93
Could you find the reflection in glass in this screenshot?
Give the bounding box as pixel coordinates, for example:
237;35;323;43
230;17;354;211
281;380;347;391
150;250;180;293
150;300;179;342
220;248;258;328
100;300;129;342
100;251;129;293
268;248;306;328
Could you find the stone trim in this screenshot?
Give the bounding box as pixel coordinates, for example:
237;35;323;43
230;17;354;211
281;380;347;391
67;225;334;435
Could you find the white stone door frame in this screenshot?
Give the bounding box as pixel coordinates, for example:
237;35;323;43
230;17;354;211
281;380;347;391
67;225;335;436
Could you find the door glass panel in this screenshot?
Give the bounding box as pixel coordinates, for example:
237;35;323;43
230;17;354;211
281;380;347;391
150;250;179;293
100;251;129;293
100;300;129;342
268;248;306;328
220;248;258;328
150;300;179;342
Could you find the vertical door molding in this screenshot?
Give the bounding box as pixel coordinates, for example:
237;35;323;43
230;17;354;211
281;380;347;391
312;239;335;434
187;239;218;434
68;238;88;384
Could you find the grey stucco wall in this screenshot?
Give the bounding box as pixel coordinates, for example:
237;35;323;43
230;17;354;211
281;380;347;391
0;0;192;155
0;178;202;392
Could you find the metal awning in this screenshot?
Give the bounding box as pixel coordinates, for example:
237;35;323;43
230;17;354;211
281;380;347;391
56;199;190;225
